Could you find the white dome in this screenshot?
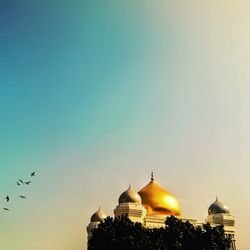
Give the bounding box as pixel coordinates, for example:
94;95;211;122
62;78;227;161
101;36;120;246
90;207;106;222
118;185;142;204
208;197;230;215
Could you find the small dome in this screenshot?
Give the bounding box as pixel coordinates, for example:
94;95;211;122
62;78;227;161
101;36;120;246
90;207;106;222
118;185;142;204
208;197;230;215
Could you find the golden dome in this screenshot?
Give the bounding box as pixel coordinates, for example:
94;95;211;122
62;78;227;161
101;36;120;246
138;173;181;216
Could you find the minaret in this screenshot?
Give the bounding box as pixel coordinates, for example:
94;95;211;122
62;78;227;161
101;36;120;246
206;197;236;250
86;207;106;240
114;185;147;223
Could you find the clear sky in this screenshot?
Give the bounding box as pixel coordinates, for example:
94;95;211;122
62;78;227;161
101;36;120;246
0;1;249;249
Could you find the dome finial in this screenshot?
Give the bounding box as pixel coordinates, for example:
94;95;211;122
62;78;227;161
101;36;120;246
151;171;154;181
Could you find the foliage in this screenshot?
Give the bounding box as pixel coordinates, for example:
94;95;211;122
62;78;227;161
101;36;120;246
88;215;232;250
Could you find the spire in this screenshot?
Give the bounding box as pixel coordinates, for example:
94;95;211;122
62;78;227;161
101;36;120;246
151;171;154;181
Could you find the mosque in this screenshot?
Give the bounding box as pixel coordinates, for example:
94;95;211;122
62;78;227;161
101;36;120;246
87;173;236;249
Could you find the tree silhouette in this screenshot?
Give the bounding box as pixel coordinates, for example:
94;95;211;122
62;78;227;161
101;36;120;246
88;215;232;250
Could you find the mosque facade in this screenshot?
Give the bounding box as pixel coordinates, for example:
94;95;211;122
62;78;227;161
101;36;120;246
87;173;236;249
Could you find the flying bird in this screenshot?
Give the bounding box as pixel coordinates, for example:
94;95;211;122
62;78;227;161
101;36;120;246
31;172;35;177
19;195;27;199
3;208;9;211
5;196;9;202
18;179;24;184
25;181;31;185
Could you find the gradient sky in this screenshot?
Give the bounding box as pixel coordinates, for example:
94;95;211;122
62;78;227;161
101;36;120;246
0;1;250;250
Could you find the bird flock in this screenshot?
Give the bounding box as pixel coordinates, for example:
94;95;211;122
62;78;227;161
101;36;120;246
3;171;36;211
